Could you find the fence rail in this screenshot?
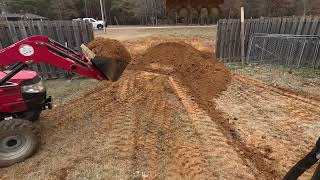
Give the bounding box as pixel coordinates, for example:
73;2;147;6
216;17;320;68
0;20;94;79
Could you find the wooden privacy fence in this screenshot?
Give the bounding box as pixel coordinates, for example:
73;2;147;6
0;20;94;79
216;17;320;67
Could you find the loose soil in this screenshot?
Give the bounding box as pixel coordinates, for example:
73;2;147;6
87;37;131;63
1;38;319;180
135;42;231;99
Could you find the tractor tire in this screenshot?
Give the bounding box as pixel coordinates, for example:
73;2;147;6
0;119;40;167
21;111;41;122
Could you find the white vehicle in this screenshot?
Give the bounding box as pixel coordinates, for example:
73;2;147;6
73;18;106;30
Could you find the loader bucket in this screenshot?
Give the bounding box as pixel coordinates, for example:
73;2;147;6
81;44;128;82
91;56;128;82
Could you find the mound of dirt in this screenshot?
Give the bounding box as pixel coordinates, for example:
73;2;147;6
138;42;231;100
87;37;131;63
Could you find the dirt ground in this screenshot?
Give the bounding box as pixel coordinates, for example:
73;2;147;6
1;27;320;180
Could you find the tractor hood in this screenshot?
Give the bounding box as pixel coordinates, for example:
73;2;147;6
0;70;38;85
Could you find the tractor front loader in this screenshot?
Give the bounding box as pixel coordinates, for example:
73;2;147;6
0;36;128;167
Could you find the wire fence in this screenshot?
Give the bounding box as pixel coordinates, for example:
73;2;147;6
216;17;320;68
247;34;320;68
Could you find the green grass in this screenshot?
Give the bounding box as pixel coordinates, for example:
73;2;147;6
45;79;97;104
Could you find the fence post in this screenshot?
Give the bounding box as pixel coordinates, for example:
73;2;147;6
241;7;245;65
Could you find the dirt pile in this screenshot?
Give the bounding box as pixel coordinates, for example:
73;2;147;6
138;42;231;100
125;37;214;58
87;37;131;63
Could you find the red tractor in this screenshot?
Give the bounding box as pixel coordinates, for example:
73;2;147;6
0;36;127;167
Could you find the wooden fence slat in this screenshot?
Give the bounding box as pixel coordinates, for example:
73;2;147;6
232;19;239;62
290;18;300;34
63;21;75;49
279;18;287;34
18;21;28;38
224;19;232;60
29;20;35;34
254;19;260;34
244;19;252;59
221;19;228;59
227;19;235;62
233;20;241;61
303;17;313;35
296;17;305;35
36;21;44;35
7;21;19;43
261;18;267;33
86;21;94;41
80;20;89;43
31;20;38;34
44;21;50;37
55;21;65;44
72;21;81;51
276;18;283;34
46;21;55;39
24;21;32;35
265;18;272;33
3;24;12;46
284;18;291;34
0;24;7;47
219;19;226;59
223;19;229;59
216;19;222;58
270;18;277;33
310;18;319;35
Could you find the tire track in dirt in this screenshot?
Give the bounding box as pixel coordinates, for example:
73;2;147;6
234;75;320;108
130;66;277;179
129;72;212;179
233;75;319;120
130;73;166;178
169;77;257;179
223;79;299;144
216;78;320;179
83;73;141;177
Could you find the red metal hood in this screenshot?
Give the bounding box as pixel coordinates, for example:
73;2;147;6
0;70;38;85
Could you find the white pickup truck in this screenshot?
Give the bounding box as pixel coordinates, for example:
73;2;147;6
73;18;106;30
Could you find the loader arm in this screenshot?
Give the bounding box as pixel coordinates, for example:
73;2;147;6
0;36;126;81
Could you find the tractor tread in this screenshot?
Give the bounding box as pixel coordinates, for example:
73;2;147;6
0;119;40;137
0;119;40;168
